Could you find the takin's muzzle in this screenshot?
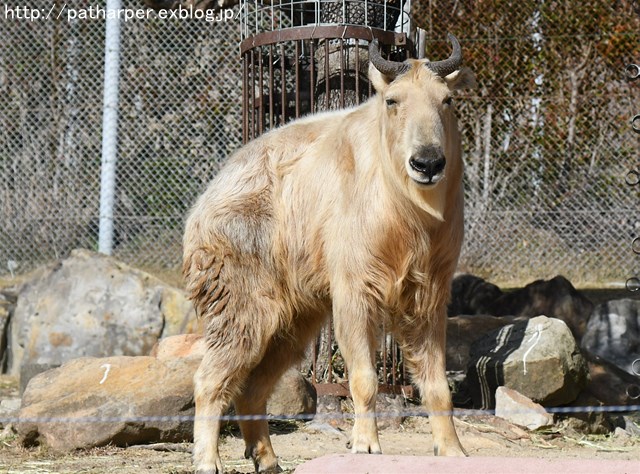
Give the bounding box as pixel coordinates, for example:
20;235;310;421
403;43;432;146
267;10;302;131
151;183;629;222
408;145;446;185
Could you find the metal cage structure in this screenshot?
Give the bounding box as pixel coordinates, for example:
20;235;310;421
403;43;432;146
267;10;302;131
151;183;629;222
239;0;415;395
239;0;414;142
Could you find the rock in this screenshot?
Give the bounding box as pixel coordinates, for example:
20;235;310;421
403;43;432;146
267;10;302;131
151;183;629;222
6;249;197;376
17;356;199;451
315;395;347;429
150;334;206;359
446;315;524;371
583;358;636;406
267;367;317;418
19;363;60;396
0;398;21;422
492;276;593;341
0;290;17;370
150;334;316;419
495;386;553;430
466;316;589;409
581;299;640;377
558;392;611;435
374;394;405;429
448;274;503;316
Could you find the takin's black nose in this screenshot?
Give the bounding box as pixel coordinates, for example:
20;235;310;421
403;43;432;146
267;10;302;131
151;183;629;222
409;146;446;182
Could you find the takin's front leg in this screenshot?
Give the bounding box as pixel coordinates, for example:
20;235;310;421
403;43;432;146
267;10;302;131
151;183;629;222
333;293;382;455
399;311;467;457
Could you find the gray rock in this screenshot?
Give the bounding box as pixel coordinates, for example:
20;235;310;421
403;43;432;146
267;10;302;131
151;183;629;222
581;299;640;378
6;250;197;376
19;363;61;396
495;386;553;430
17;356;199;451
0;290;17;371
0;398;21;422
267;367;317;418
466;316;589;409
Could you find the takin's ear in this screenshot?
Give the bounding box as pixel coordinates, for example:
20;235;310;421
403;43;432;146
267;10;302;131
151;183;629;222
369;63;392;93
444;67;477;91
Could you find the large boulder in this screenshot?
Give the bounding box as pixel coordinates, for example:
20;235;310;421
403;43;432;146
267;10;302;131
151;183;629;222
151;334;317;418
0;289;16;370
6;250;197;376
492;276;593;341
446;315;524;371
17;356;199;451
448;274;503;316
466;316;589;409
449;275;593;341
581;299;640;378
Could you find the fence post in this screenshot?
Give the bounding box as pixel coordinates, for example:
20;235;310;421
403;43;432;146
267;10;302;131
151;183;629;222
98;0;123;255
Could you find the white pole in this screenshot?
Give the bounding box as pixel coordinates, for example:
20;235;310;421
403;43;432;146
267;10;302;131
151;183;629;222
98;0;122;255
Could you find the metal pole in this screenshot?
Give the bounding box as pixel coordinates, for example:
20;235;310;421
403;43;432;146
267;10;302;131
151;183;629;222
98;0;122;255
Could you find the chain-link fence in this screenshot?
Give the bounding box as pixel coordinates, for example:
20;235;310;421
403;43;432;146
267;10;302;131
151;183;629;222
1;0;638;286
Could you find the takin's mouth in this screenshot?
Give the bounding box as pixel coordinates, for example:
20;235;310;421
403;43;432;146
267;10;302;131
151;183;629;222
408;169;444;186
407;156;446;186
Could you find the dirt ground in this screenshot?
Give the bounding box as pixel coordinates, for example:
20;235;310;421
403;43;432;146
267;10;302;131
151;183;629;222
1;375;639;474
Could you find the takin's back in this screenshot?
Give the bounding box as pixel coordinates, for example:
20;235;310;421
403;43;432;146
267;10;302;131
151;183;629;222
183;99;386;298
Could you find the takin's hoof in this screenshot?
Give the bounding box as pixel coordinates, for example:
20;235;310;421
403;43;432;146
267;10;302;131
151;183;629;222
434;443;468;457
346;438;382;454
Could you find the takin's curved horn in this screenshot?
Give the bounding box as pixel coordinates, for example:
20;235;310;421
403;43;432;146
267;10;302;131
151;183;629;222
369;39;410;79
426;33;463;77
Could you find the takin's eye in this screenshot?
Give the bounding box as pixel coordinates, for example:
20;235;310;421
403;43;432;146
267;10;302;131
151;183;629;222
385;98;398;108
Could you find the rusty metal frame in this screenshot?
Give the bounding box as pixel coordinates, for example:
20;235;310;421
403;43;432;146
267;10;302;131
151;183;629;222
240;25;407;55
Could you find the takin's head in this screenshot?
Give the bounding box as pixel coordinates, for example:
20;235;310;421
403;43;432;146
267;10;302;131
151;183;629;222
369;34;476;219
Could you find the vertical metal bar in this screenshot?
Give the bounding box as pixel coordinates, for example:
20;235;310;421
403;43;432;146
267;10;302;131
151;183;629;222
355;39;360;105
295;41;301;118
313;340;318;384
250;49;255;140
382;326;387;385
327;321;333;384
258;47;264;136
243;52;248;144
391;335;397;386
339;39;345;109
310;40;315;112
280;43;286;125
269;45;274;130
324;40;330;110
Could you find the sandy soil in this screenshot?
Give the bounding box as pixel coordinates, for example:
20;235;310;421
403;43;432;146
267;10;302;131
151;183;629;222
1;407;639;473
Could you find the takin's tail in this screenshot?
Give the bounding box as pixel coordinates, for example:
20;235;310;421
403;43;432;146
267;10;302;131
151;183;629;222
183;246;230;319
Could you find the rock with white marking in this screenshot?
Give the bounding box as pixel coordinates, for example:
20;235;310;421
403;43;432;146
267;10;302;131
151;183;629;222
466;316;588;409
495;386;553;430
16;356;199;451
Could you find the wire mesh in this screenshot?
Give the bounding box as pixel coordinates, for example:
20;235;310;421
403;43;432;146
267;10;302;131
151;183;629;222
0;0;638;287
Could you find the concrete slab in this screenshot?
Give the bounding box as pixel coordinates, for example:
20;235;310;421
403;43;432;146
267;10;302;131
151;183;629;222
294;454;639;474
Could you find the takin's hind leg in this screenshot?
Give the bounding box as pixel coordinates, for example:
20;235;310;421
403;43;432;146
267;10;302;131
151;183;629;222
235;340;303;473
398;313;466;457
193;347;251;474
